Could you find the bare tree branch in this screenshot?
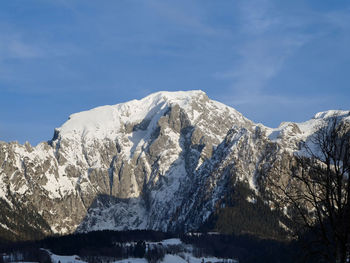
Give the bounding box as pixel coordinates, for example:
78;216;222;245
268;117;350;263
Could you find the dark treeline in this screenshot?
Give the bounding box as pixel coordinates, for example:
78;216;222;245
0;229;322;263
181;233;299;263
40;229;172;255
0;230;172;263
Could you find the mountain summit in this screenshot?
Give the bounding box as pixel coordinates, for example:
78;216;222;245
0;90;349;241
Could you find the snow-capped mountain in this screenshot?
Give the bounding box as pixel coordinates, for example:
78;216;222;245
0;90;349;240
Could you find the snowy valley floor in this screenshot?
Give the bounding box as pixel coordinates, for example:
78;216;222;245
47;238;237;263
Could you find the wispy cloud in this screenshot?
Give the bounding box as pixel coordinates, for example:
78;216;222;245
324;8;350;31
0;34;42;59
0;22;83;93
0;31;81;60
215;36;307;96
213;0;343;108
238;0;278;35
147;0;227;37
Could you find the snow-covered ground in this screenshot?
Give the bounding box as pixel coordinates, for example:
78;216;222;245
47;252;237;263
112;254;236;263
148;238;183;246
50;254;86;263
45;238;238;263
49;253;236;263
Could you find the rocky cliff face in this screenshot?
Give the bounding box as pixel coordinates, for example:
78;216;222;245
0;90;349;240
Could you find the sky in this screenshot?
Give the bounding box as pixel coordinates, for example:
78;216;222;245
0;0;349;145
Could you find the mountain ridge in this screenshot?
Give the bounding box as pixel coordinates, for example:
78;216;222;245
0;90;349;241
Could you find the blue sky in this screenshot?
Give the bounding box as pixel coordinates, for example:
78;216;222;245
0;0;349;145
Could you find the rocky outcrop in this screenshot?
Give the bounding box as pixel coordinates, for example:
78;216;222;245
0;90;349;240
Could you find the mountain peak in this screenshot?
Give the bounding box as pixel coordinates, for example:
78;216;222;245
141;89;207;101
54;90;225;140
313;110;350;119
131;90;209;112
2;89;349;239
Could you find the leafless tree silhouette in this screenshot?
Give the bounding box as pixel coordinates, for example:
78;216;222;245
272;116;350;263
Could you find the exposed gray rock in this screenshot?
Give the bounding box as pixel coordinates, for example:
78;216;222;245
0;90;348;239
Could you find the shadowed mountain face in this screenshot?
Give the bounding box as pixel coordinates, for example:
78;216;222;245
0;90;349;241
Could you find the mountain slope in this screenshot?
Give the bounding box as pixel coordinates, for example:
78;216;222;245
0;90;349;241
